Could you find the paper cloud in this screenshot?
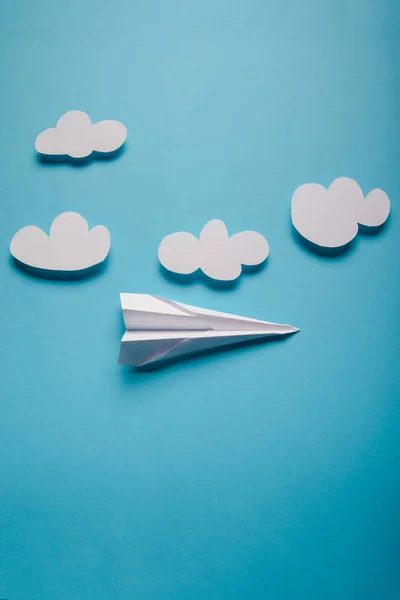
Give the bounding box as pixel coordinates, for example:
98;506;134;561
291;177;391;248
35;111;127;159
10;212;110;274
158;219;269;281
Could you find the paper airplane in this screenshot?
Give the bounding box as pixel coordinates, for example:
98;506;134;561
118;293;299;367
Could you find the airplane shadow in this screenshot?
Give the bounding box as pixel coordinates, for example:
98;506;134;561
119;330;298;376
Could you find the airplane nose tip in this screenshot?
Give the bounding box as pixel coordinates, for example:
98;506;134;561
283;325;300;334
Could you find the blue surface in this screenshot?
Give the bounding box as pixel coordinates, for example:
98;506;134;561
1;1;400;598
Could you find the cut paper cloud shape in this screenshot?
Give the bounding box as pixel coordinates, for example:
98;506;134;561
291;177;391;248
10;212;110;275
158;219;269;281
35;110;127;159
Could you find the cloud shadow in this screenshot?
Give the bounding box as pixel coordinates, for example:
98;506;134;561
158;258;268;291
291;225;355;257
35;143;126;167
10;254;110;282
358;213;391;237
290;208;391;259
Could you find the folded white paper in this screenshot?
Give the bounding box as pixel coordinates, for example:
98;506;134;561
118;294;299;366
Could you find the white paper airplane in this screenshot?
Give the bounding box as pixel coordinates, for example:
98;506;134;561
118;293;299;367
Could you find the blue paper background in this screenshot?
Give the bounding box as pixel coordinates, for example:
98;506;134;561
1;1;399;598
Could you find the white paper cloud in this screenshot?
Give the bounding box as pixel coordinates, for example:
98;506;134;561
10;212;110;272
291;177;391;248
35;111;127;159
158;219;269;281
